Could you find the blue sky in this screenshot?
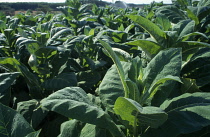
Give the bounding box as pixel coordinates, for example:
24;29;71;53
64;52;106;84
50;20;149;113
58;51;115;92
0;0;172;4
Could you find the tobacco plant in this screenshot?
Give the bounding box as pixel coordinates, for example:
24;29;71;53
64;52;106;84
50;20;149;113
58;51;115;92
0;0;210;137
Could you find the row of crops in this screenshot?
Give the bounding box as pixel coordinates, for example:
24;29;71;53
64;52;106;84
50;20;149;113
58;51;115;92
1;0;210;136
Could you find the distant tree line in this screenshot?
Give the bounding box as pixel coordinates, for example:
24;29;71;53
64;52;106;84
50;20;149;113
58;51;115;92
0;1;109;15
0;2;66;11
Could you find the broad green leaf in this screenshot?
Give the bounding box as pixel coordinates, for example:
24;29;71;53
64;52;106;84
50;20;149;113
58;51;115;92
187;6;210;23
112;48;131;62
17;28;28;38
17;99;38;123
176;20;195;39
180;32;209;41
50;27;71;39
182;47;210;70
110;31;128;43
156;5;187;23
182;48;199;61
181;48;210;87
30;47;58;74
47;28;71;46
58;120;85;137
84;26;95;36
97;29;128;43
141;75;182;104
87;94;102;108
42;72;77;91
158;92;210;137
99;62;131;111
142;48;182;106
80;123;111;137
0;72;20;105
126;40;163;58
128;56;142;84
103;48;131;62
84;26;91;36
64;35;86;46
126;80;140;102
35;47;57;59
146;10;155;20
79;4;92;13
187;7;199;25
172;20;197;46
0;103;34;137
135;106;168;128
114;97;142;126
36;32;49;45
2;29;16;47
0;58;42;98
16;99;48;129
127;15;167;45
41;87;125;136
125;24;135;33
0;57;21;72
16;37;40;54
114;97;168;128
156;15;171;31
98;39;130;98
175;41;210;53
127;56;143;102
50;27;67;37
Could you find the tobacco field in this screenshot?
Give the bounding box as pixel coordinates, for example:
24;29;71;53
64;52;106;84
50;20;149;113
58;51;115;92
1;0;210;136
